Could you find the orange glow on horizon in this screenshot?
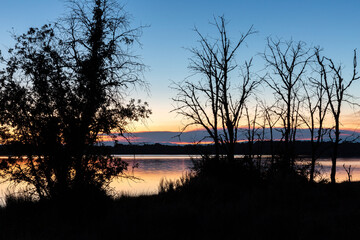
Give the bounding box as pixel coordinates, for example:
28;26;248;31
166;139;250;145
132;109;360;134
98;135;142;142
129;126;360;134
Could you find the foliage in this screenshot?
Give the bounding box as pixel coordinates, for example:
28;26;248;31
0;0;151;199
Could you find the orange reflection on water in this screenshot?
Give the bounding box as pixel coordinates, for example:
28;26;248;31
110;171;189;196
314;158;360;182
2;155;360;204
110;155;194;195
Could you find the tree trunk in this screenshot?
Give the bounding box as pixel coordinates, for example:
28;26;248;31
331;121;340;184
309;129;315;183
310;156;316;183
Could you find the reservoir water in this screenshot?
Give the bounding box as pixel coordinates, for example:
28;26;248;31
109;154;195;195
1;155;360;204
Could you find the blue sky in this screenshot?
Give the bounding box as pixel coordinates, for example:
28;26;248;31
126;0;360;131
1;0;360;132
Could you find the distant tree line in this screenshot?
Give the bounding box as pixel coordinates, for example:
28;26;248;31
3;141;360;158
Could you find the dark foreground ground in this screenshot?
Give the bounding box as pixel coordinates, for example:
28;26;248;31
1;163;360;240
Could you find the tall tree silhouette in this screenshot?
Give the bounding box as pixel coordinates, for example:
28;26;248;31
173;16;258;161
298;63;329;183
0;0;150;199
172;24;222;159
315;47;359;184
263;39;311;170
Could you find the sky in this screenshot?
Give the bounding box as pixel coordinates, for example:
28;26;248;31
1;0;360;136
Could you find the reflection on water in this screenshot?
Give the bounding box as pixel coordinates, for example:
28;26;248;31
113;156;360;194
0;155;197;204
314;158;360;182
1;155;360;204
110;155;195;196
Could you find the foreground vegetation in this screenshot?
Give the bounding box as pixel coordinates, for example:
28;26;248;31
2;157;360;240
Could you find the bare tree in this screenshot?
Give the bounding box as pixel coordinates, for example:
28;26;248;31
259;101;281;166
315;47;359;184
172;81;222;159
263;38;311;170
172;16;259;161
244;104;259;160
172;35;222;159
299;71;329;182
220;59;259;161
343;164;353;182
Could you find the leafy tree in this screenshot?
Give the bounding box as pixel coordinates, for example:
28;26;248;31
0;0;151;199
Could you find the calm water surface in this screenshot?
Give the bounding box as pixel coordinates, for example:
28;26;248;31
0;155;196;204
110;154;195;195
1;155;360;204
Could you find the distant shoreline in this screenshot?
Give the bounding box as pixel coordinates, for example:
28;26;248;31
2;141;360;157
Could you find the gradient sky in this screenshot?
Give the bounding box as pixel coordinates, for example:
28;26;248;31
1;0;360;133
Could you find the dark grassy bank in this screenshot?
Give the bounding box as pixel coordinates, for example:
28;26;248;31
1;159;360;240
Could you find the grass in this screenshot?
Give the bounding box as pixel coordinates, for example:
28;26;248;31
2;157;360;239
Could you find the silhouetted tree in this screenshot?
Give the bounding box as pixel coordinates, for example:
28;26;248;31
244;104;259;160
259;101;281;166
173;16;258;161
299;66;329;182
343;164;353;182
0;0;151;199
172;32;222;159
315;47;359;184
263;38;311;170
